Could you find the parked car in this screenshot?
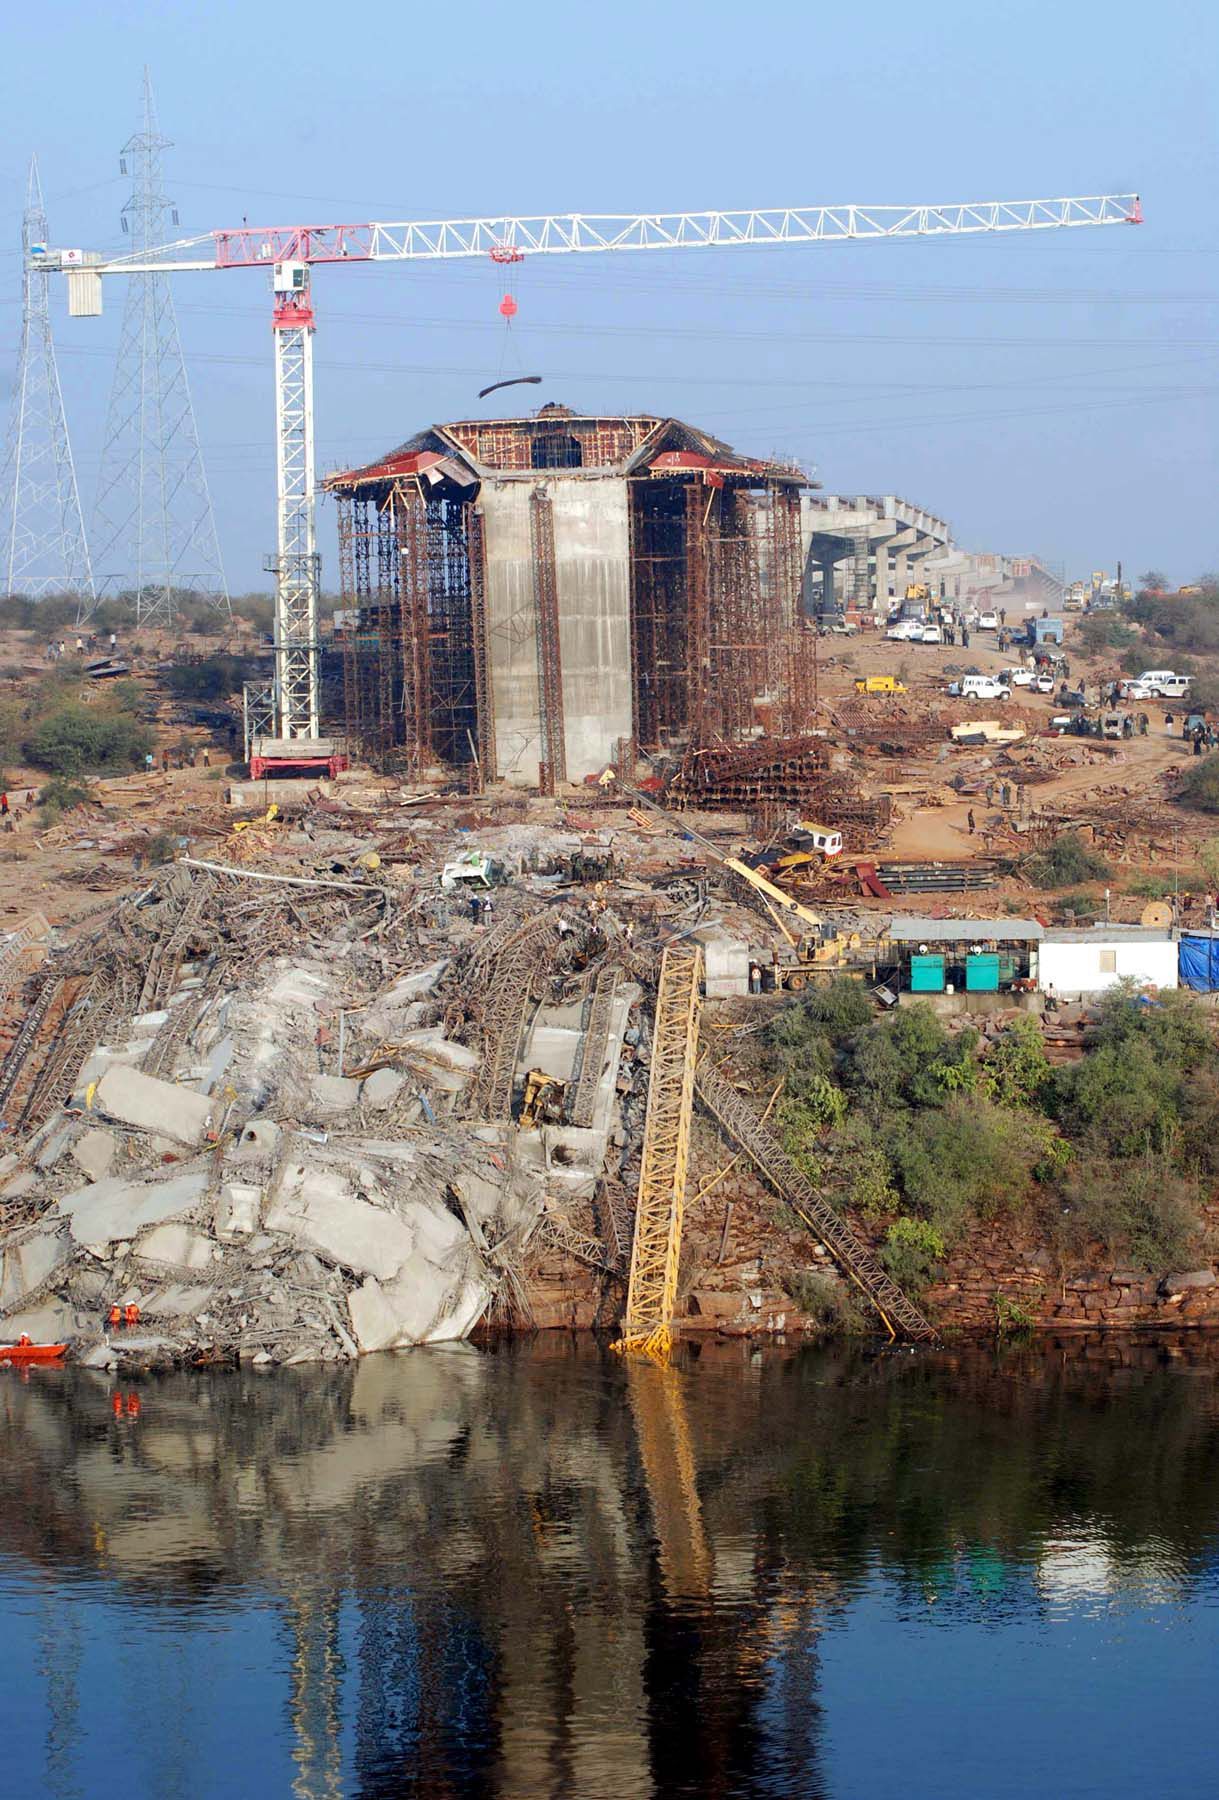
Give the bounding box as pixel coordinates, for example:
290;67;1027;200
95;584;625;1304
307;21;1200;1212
977;610;999;630
885;620;921;641
918;624;943;644
826;616;859;635
1060;687;1087;708
1003;667;1035;687
1034;674;1056;693
947;676;1011;701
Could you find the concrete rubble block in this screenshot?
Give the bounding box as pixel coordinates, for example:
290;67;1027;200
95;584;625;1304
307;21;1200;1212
92;1065;215;1145
136;1223;215;1272
142;1285;215;1319
397;1028;481;1074
214;1182;262;1242
361;1068;406;1111
1161;1269;1216;1293
266;967;330;1009
56;1164;212;1248
237;1119;282;1157
309;1074;362;1115
348;1267;490;1354
0;1300;87;1343
0;1227;72;1313
0;1171;39;1201
35;1122;77;1171
263;1162;415;1281
70;1127;118;1183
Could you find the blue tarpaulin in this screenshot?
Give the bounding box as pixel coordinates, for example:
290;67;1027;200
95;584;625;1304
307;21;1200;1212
1179;934;1219;991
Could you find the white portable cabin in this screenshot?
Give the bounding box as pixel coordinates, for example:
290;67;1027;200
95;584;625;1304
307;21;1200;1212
1037;926;1178;997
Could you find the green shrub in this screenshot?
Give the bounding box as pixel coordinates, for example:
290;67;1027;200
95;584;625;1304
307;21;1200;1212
1052;1150;1200;1271
1025;830;1109;889
145;831;178;865
983;1014;1052;1108
36;777;91;819
163;654;253;701
1179;753;1219;815
24;700;152;777
1124;873;1175;899
784;1269;866;1333
843;1003;977;1116
880;1218;945;1293
828;1117;899;1220
789;976;874;1037
994;1293;1037;1338
889;1097;1045;1242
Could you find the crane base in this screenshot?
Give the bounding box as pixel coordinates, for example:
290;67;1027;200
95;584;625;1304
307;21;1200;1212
248;736;348;781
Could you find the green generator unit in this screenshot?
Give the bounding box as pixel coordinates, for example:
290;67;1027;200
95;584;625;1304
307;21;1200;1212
965;953;1001;993
910;953;946;993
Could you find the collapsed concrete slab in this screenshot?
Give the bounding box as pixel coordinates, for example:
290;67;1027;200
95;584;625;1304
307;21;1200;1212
348;1267;490;1352
214;1182;262;1241
70;1127;118;1183
263;1160;415;1281
0;1226;72;1312
55;1165;212;1248
92;1065;215;1145
136;1224;216;1272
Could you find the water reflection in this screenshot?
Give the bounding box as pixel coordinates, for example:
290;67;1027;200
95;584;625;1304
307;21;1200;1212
1;1335;1217;1799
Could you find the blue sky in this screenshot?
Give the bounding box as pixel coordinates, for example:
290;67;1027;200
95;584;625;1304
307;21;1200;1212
2;0;1216;591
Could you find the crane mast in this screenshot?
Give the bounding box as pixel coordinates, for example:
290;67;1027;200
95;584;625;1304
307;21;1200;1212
38;192;1141;756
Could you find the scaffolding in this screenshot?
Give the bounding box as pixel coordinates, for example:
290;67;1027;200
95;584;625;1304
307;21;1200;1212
330;412;818;781
336;480;479;772
617;946;702;1360
530;486;566;794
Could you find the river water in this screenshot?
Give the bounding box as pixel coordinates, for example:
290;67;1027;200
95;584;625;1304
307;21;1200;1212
1;1335;1215;1799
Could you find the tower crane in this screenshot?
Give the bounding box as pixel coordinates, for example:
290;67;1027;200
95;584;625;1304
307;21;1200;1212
34;192;1141;767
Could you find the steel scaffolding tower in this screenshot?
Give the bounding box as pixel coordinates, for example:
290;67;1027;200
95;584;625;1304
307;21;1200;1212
88;69;228;626
0;158;94;602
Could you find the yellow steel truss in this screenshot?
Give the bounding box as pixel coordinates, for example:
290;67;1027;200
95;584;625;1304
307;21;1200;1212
615;945;702;1360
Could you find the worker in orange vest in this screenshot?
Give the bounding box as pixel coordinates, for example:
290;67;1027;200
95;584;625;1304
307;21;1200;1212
107;1304;122;1329
123;1303;140;1329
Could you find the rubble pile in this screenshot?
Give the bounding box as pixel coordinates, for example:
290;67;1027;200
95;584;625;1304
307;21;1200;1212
0;806;671;1368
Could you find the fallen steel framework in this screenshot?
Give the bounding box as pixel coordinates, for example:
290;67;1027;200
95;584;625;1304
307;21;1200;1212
617;946;702;1360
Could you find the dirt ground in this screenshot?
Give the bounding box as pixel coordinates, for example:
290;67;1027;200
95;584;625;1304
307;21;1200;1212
1;607;1215;939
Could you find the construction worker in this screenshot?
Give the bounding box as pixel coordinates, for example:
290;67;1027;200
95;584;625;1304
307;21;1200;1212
124;1303;140;1329
967;809;976;835
107;1304;122;1330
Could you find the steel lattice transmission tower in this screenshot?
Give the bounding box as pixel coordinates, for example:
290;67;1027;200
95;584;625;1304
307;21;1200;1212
88;70;228;626
0;157;95;602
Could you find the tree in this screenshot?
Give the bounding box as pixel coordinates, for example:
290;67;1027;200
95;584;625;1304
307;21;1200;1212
1138;569;1169;593
1179;753;1219;815
25;700;152;777
1025;831;1109;889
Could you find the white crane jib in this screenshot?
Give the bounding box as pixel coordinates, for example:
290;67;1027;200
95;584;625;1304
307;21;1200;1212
35;193;1142;750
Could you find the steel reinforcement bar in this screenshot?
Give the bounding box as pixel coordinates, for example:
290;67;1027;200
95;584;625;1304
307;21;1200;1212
694;1061;939;1342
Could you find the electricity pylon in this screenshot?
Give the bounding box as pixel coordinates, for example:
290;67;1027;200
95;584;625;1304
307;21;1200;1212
88;69;228;626
0;156;95;603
